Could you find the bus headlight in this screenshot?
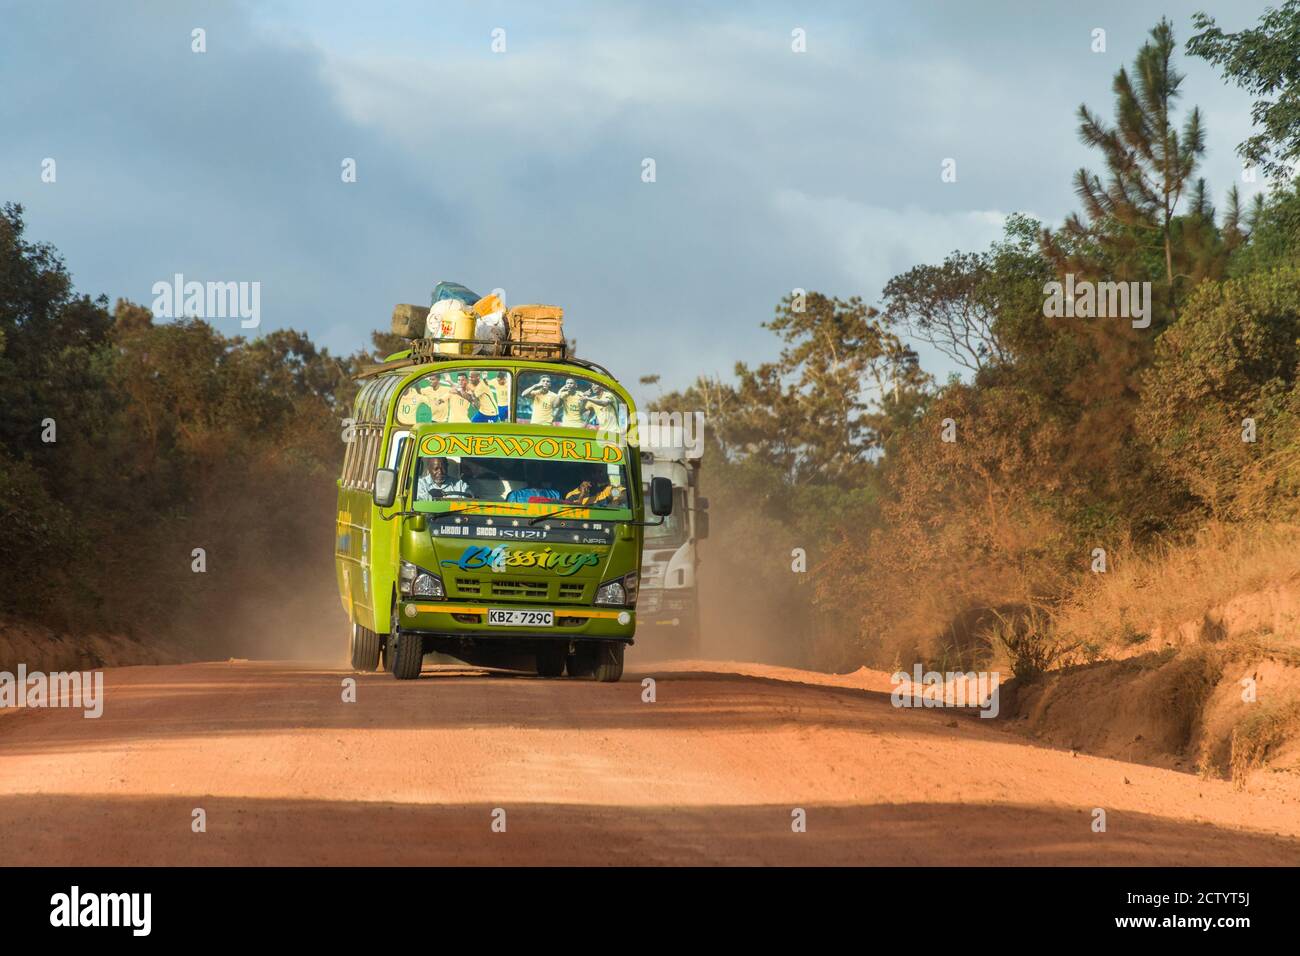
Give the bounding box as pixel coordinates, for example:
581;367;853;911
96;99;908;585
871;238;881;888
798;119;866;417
595;572;638;607
400;560;444;599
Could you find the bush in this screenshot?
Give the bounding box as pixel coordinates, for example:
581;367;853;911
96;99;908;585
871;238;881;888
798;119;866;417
0;450;85;621
1138;266;1300;520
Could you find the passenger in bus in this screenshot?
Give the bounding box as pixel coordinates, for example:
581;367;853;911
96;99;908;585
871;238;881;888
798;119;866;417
565;468;627;507
505;461;562;503
416;457;470;500
565;479;615;506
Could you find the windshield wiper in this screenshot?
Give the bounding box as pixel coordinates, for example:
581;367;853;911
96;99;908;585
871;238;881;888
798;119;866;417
528;504;619;525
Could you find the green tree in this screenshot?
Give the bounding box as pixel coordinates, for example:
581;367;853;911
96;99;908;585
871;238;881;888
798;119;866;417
758;292;920;482
1045;18;1208;323
881;213;1053;380
1137;266;1300;519
0;203;117;477
1228;182;1300;276
1189;1;1300;182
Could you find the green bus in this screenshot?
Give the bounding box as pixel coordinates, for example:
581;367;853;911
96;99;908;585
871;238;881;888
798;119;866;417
335;353;672;682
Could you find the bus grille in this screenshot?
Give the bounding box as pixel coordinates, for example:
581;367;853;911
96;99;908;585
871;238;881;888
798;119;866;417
489;579;548;599
453;578;586;601
557;582;586;602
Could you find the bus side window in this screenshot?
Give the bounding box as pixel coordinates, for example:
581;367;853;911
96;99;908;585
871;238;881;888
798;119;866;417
387;431;410;470
345;427;363;489
389;434;410;493
367;427;382;490
342;394;366;488
361;428;379;491
349;425;367;489
340;431;355;488
349;426;370;489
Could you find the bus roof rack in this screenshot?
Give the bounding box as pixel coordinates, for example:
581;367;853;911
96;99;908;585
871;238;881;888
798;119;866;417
355;338;615;381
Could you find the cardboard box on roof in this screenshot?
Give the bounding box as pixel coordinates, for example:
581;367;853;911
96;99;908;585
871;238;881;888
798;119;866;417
391;303;430;338
508;305;564;343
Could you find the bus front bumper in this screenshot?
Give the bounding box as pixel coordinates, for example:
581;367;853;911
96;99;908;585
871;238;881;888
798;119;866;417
398;600;636;641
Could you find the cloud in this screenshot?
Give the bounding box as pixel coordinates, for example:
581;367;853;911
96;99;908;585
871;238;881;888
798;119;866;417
770;188;1010;296
0;0;1278;398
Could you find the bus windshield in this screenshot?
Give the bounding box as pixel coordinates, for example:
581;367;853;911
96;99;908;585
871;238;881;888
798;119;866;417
411;434;632;516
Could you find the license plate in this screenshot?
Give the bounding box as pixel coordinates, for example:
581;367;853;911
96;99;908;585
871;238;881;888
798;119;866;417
487;608;554;627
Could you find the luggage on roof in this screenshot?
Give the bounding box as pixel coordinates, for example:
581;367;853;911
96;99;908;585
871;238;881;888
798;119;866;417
430;280;480;307
391;303;430;338
507;304;565;359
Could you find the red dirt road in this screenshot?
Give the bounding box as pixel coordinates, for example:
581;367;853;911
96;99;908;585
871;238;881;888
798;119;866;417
2;660;1298;865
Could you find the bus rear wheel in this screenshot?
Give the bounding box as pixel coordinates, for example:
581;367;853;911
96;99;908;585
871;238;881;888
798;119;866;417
350;622;380;672
388;605;424;680
535;645;566;678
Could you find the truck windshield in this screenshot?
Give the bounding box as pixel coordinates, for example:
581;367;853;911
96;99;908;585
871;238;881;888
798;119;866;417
413;450;631;515
643;488;688;544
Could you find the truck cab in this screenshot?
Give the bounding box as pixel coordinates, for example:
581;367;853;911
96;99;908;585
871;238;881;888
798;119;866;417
637;444;708;655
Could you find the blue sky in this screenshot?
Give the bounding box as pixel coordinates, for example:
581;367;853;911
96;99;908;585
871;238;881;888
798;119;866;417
0;0;1271;402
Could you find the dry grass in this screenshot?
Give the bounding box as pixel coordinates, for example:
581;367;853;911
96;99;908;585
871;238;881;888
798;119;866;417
984;605;1065;681
1052;522;1300;656
1229;702;1300;788
1150;644;1224;750
970;523;1300;784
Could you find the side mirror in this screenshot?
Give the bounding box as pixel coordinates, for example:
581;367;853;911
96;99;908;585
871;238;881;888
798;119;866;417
373;468;398;507
695;509;710;540
697;497;709;510
649;476;673;517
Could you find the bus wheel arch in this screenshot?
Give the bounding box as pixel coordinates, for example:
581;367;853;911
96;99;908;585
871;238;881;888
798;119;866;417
388;596;424;680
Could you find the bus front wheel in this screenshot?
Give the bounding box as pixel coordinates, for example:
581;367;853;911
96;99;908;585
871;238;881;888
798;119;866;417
592;643;624;683
349;622;380;672
388;605;424;680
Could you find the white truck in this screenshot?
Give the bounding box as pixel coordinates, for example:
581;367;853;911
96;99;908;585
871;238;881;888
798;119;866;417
637;442;708;655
